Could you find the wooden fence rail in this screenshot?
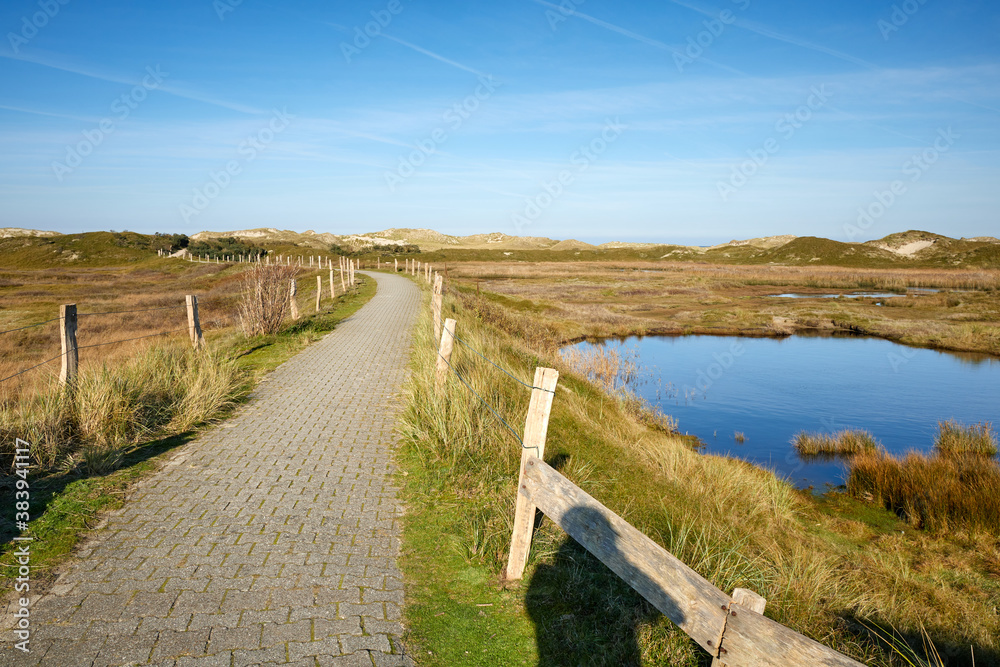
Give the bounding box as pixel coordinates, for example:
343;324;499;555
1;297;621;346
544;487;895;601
508;457;865;666
422;276;866;666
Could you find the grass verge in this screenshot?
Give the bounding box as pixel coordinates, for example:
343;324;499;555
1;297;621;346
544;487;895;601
0;274;376;592
398;284;1000;666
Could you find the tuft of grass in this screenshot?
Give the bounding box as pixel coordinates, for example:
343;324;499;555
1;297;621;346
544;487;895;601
399;284;1000;666
0;273;376;590
935;420;998;458
397;291;1000;667
794;429;880;458
0;342;252;474
847;448;1000;534
734;431;746;443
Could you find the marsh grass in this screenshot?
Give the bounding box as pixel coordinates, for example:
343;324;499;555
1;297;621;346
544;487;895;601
399;286;1000;666
847;448;1000;534
935;420;998;458
794;429;881;458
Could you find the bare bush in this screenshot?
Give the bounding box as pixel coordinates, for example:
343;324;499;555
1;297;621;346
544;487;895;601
238;264;299;336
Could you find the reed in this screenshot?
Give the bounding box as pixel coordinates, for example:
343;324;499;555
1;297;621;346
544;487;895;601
934;420;998;458
847;448;1000;534
398;287;1000;666
794;429;880;457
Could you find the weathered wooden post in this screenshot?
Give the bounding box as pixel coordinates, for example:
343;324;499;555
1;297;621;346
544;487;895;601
711;589;767;667
59;304;78;386
504;366;560;580
432;274;444;341
289;279;299;320
316;276;322;312
395;258;398;273
329;269;336;299
435;318;457;396
186;295;205;349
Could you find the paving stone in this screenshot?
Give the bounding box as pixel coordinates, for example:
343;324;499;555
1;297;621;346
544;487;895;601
26;271;418;666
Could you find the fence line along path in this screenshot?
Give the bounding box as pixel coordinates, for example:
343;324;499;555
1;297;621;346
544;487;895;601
20;270;420;667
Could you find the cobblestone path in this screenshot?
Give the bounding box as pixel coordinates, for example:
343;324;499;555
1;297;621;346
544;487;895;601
17;271;421;666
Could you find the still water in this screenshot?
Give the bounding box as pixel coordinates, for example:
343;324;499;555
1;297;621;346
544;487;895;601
563;333;1000;488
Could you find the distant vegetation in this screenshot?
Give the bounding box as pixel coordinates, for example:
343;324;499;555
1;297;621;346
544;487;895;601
328;241;420;256
109;231;189;253
188;236;268;260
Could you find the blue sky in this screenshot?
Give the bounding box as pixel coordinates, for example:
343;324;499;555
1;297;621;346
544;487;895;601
0;0;998;244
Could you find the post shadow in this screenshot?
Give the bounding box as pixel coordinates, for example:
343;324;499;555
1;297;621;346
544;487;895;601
525;505;689;667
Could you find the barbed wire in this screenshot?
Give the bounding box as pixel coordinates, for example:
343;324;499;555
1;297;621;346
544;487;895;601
436;349;526;447
0;353;64;385
0;317;61;337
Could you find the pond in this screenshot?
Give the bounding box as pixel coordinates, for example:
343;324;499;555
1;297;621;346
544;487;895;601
562;333;1000;488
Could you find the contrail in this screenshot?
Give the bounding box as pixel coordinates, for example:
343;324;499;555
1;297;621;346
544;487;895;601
382;34;491;78
666;0;882;71
531;0;750;76
0;50;264;115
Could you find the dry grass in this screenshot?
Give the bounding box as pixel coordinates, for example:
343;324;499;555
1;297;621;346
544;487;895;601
442;261;1000;356
399;286;1000;666
935;420;998;458
847;448;1000;534
559;344;640;396
794;429;881;457
0;341;251;473
0;263;244;402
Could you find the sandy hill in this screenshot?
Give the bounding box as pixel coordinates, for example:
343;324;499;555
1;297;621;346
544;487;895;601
1;228;61;238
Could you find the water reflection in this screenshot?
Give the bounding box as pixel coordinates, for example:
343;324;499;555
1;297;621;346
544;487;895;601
563;334;1000;488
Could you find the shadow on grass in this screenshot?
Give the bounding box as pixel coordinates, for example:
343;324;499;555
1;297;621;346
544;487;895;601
526;504;707;667
0;430;196;552
847;615;1000;667
527;536;654;667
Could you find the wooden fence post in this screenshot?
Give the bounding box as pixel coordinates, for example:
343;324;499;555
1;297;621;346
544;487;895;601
59;304;78;386
329;269;336;299
289;279;299;320
435;318;457;396
711;589;766;667
432;274;444;341
504;366;560;580
316;276;322;312
395;258;398;273
186;295;204;349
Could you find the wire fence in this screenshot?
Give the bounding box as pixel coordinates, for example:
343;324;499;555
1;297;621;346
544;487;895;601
434;315;558;449
0;317;62;337
78;305;187;317
451;331;554;394
0;299;199;386
436;345;527;446
0;353;66;385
